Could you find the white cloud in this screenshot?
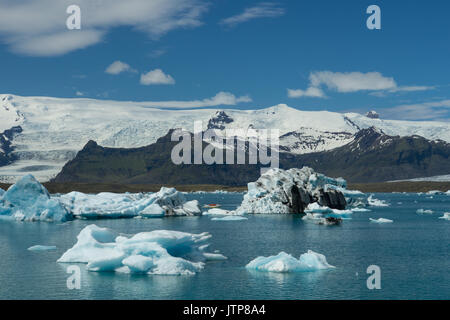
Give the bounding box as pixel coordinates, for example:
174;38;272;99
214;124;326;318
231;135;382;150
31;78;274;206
137;91;252;108
140;69;176;85
309;71;397;93
220;2;285;27
388;85;435;93
105;61;136;75
382;99;450;120
0;0;208;56
287;87;325;98
289;71;435;99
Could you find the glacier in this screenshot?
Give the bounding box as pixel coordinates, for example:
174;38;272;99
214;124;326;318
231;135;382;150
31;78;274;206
246;250;335;273
235;167;350;215
58;224;227;275
3;93;450;183
0;174;70;222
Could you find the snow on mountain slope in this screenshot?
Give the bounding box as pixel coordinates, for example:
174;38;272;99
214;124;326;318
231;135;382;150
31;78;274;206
1;94;450;182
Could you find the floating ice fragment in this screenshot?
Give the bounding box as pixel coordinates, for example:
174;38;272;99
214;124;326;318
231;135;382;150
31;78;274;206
369;218;393;223
246;250;335;273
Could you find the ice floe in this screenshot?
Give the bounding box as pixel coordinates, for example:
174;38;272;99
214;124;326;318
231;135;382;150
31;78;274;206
438;213;450;220
211;216;248;221
203;208;232;215
367;195;389;207
246;250;335;273
58;224;226;275
369;218;393;223
28;245;57;251
0;174;70;222
416;209;434;215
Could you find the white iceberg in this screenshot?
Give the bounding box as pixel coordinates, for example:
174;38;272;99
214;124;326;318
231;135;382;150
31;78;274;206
416;209;433;215
438;213;450;220
367;195;389;207
58;224;226;275
0;174;70;222
427;190;445;195
57;187;201;219
246;250;335;273
203;208;232;215
235;167;348;215
28;245;57;251
211;216;248;221
369;218;393;223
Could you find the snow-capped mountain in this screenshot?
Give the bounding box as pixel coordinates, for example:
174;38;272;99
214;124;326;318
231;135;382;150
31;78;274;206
1;93;450;182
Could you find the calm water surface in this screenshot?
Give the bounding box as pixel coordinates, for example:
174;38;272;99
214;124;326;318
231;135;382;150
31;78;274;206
0;192;448;300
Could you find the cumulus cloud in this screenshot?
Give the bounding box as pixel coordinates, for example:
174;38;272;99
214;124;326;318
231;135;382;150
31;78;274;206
138;91;252;108
105;61;136;75
140;69;176;85
289;71;434;99
0;0;208;56
220;2;285;27
287;87;325;98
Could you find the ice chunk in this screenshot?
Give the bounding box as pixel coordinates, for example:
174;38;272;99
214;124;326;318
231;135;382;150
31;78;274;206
28;245;57;251
369;218;393;223
203;208;231;215
57;187;200;219
367;195;389;207
0;174;70;222
58;224;225;275
305;203;332;214
416;209;433;214
438;213;450;220
211;216;248;221
246;250;335;273
0;188;4;197
235;167;348;215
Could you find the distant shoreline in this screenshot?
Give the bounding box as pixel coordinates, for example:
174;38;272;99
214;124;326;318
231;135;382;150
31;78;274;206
1;181;449;194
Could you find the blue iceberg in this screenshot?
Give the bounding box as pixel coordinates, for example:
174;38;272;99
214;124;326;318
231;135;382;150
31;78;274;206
0;174;70;222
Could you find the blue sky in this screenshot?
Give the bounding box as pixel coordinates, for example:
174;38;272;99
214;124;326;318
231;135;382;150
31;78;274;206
0;0;449;120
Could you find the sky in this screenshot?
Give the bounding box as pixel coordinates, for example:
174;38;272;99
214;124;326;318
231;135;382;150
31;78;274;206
0;0;449;121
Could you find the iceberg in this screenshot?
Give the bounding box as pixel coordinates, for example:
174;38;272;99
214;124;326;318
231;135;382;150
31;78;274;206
0;174;70;222
57;187;201;219
416;209;433;214
235;167;348;215
203;208;232;215
28;245;57;251
58;224;226;275
246;250;335;273
211;216;248;221
369;218;393;223
367;195;389;207
0;188;4;197
438;213;450;220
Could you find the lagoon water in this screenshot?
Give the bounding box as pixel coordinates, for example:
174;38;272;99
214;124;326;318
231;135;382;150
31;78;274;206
0;192;448;300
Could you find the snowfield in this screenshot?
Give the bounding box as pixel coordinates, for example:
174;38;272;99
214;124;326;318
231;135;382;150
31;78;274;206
2;94;450;182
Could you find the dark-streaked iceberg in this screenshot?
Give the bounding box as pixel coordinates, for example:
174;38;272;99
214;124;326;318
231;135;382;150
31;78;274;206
235;167;349;214
58;224;226;275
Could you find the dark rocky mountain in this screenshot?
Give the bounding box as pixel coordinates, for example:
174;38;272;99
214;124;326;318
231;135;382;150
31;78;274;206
53;127;450;185
0;126;22;166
